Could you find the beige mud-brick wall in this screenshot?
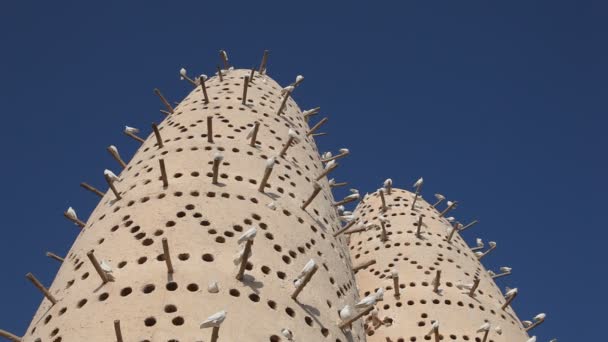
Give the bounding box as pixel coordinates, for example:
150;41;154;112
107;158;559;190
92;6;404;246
348;188;530;342
22;69;365;342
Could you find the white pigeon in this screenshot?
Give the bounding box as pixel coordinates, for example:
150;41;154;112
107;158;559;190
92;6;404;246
456;281;473;290
65;207;78;221
324;160;336;170
199;74;208;81
494;326;502;335
434;193;445;201
475;251;483;258
339;148;349;154
336;205;345;214
343;193;359;201
288;129;300;143
200;310;227;329
505;288;518;297
296;259;316;280
500;267;512;273
427;320;439;335
476;238;484;248
237;227;257;244
355;288;383;308
526;337;536;342
446;200;454;207
124;126;139;134
266;157;276;168
413;177;423;188
349;188;359;194
302;107;320;117
293;278;303;288
104;169;120;182
477;322;491;332
339;214;356;223
533;313;546;321
108;145;119;155
522;320;533;327
208;281;219;293
179;68;187;79
487;270;496;277
281;328;294;340
233;247;252;265
220;50;228;62
281;85;295;95
446;216;455;222
339;305;354;320
391;269;398;278
267;202;277;210
100;260;113;273
378;215;389;224
322;151;332;159
294;75;304;86
384;178;392;188
214;151;224;161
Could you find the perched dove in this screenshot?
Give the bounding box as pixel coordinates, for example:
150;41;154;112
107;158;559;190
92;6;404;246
124;126;139;134
413;177;423;188
237;227;257;244
200;310;227;329
65;207;78;221
477;322;491;332
208;281;219;293
339;305;354;320
281;328;294;340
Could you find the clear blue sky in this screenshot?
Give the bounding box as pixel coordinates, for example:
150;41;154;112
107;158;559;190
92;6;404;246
1;1;605;340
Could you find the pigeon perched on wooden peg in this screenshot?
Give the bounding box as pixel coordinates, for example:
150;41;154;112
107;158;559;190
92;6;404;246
208;281;220;293
281;328;294;341
384;179;393;195
123;125;144;143
279;129;299;157
321;148;349;162
64;207;86;228
153;88;174;114
338;305;374;330
46;252;64;263
306;117;328;136
333;190;359;207
200;310;227;342
212;151;224;185
432;193;445;208
258;50;269;74
0;329;22;342
301;182;322;210
247;121;260;147
411;177;423;210
329;179;347;188
266;201;277;211
476;241;496;260
219;50;230;69
426;320;440;342
477;322;491;342
470;238;484;252
525;313;546;332
107;145;127;169
26;273;57;305
439;200;458;217
526;337;537;342
235;228;257;280
290;75;304;88
302;107;320;121
258;157;276;192
197;74;210;104
104;169;121;200
356;288;384;308
276;86;294;115
292;259;319;300
179;67;198;87
501;288;518;310
491;266;512;279
316;160;338;181
87;250;112;284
